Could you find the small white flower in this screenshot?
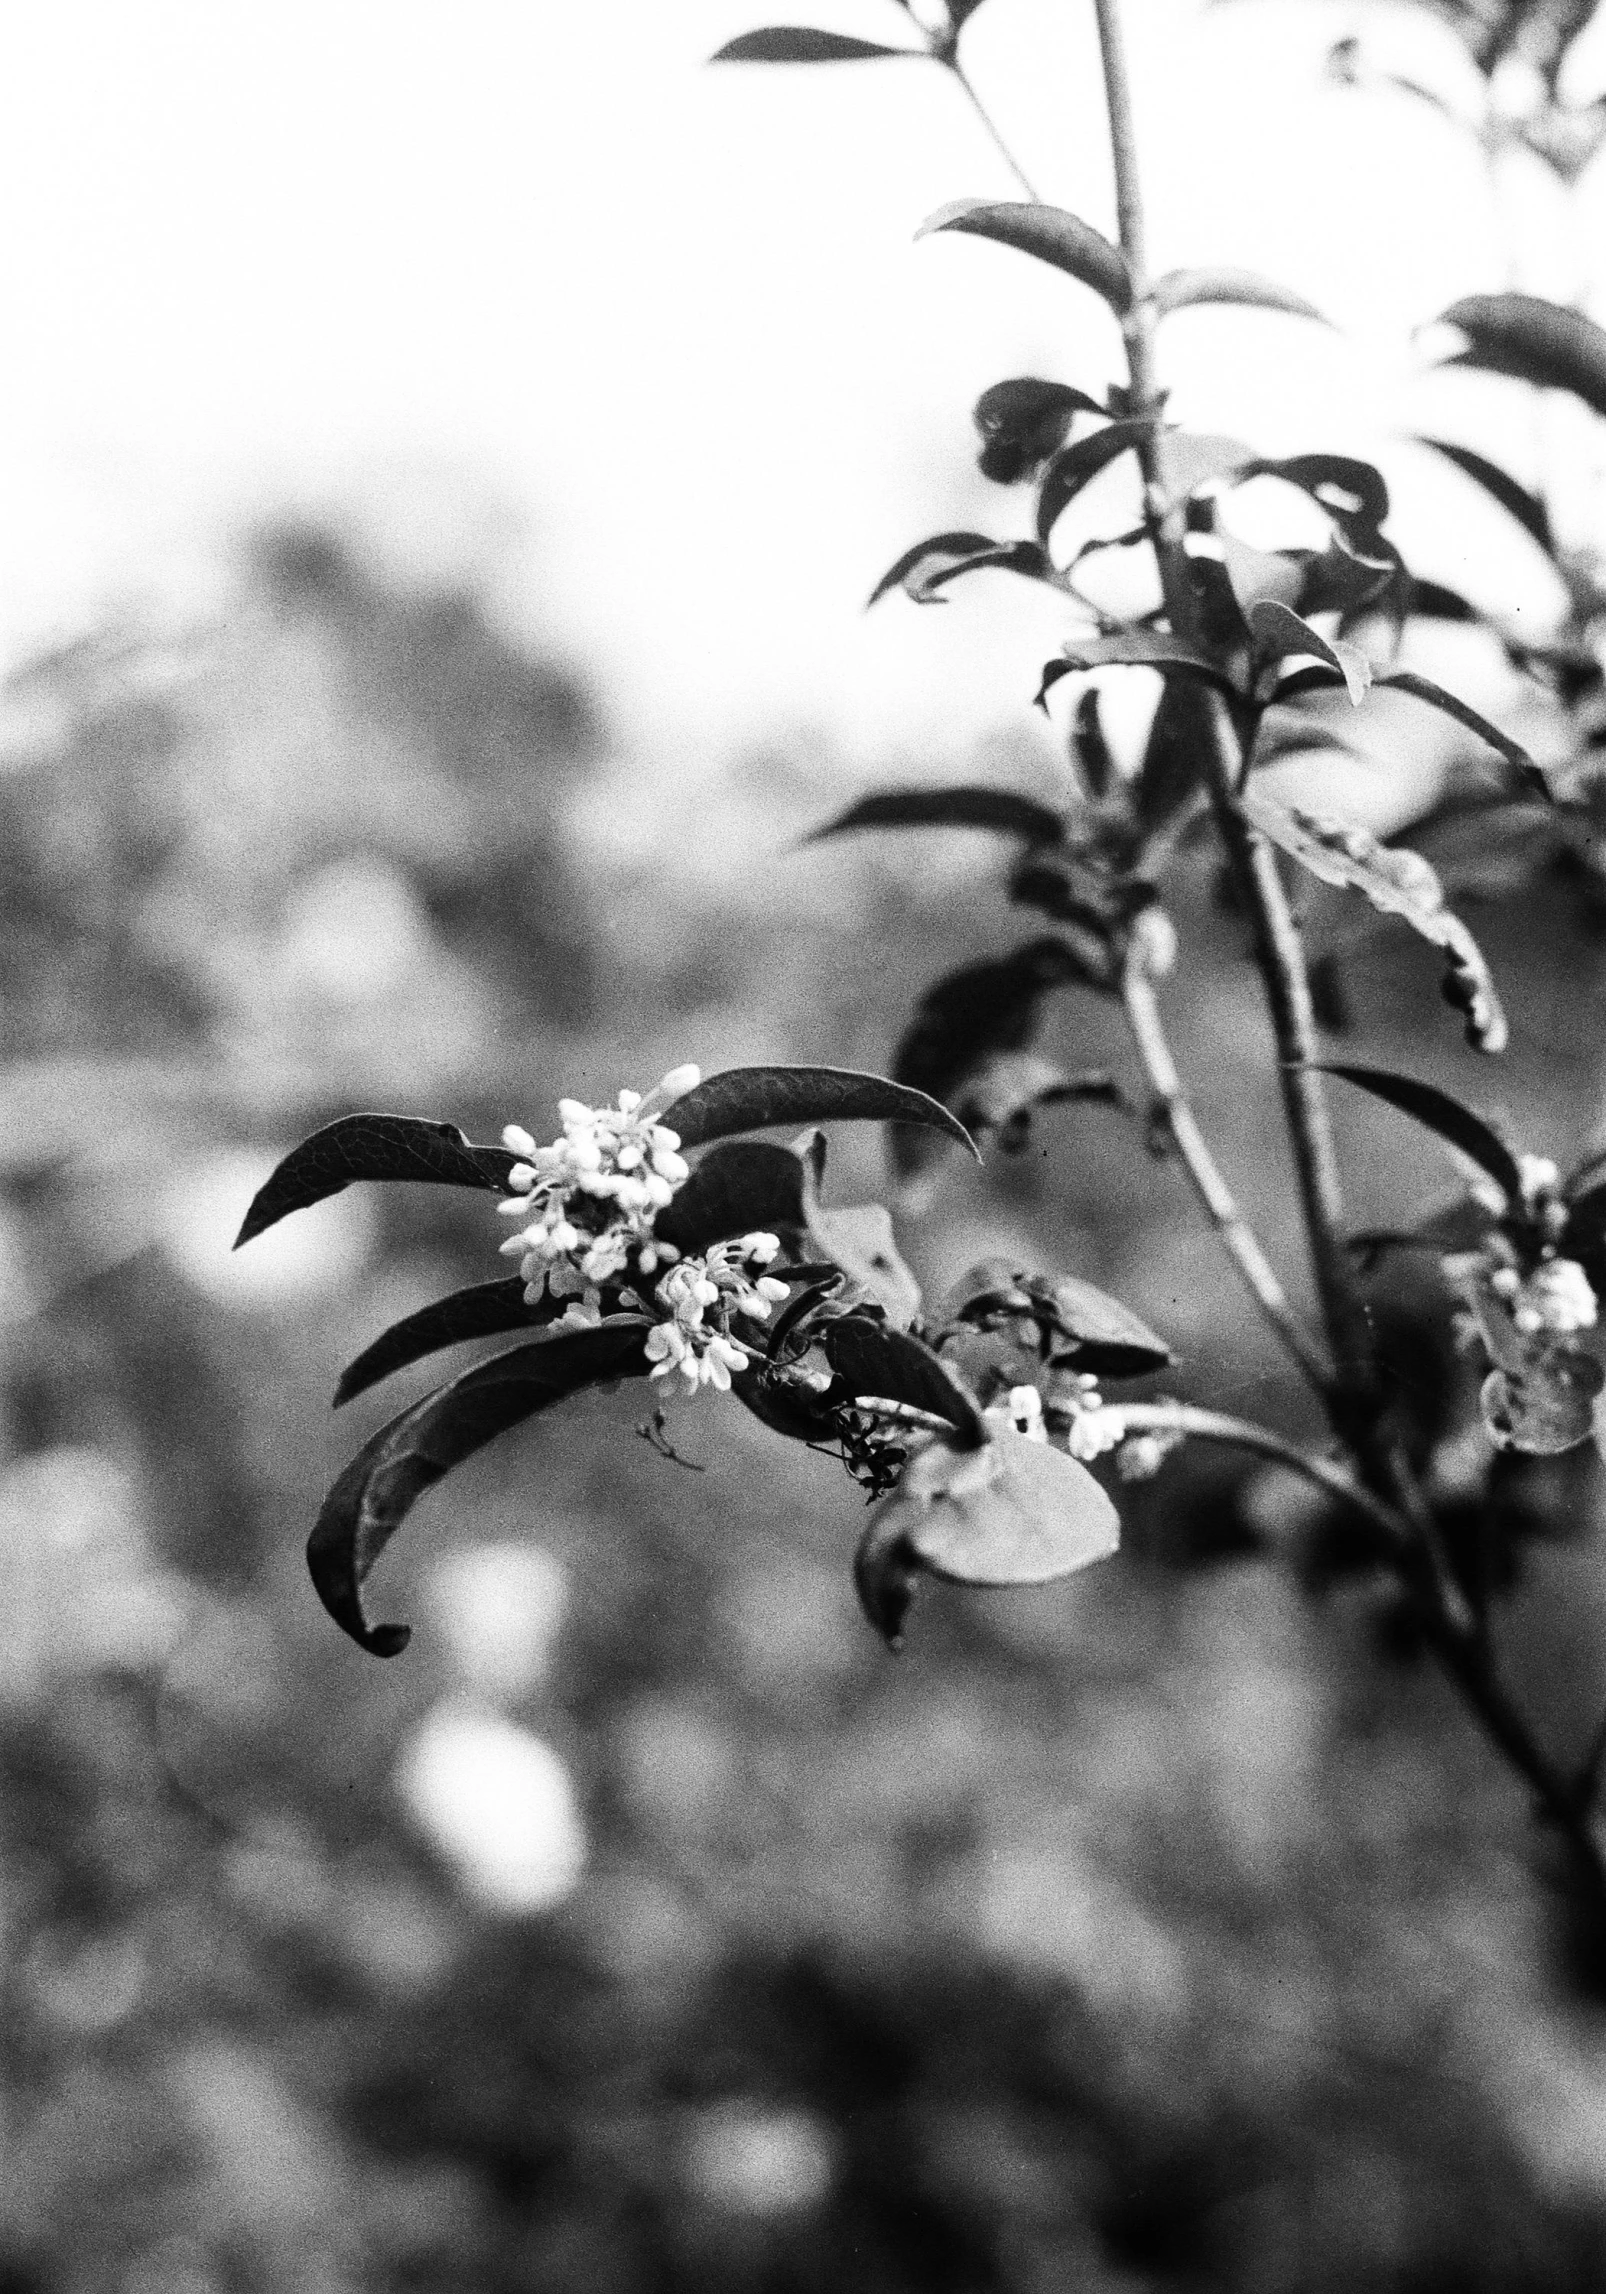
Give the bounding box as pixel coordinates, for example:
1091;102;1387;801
985;1385;1048;1443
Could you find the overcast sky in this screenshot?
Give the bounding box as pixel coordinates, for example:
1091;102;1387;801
0;0;1600;770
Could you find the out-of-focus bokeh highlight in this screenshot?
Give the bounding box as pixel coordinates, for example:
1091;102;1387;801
7;2;1606;2287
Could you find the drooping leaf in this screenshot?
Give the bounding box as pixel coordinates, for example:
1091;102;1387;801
654;1140;808;1254
310;1320;652;1656
1404;577;1480;622
890;938;1109;1181
1316;1062;1524;1201
334;1277;557;1408
711;29;921;61
803;785;1065;848
821;1316;987;1444
1036;421;1152;544
660;1064;979;1159
1243;793;1506;1050
1248;600;1367;706
1152;266;1330;325
1134;679;1212;838
1373;672;1549;798
917;199;1132;313
867;531;1047;607
1435;294;1606;420
235;1114;517;1249
1070;687;1115;798
1037;635;1234;710
974;377;1107;483
1414;435;1556;559
853;1430;1120;1644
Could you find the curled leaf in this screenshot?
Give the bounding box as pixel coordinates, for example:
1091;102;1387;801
917;199;1132;313
1038;635;1233;710
804;785;1065;848
868;531;1049;607
660;1065;978;1159
310;1321;652;1656
235;1114;517;1248
1243;793;1507;1051
1152;266;1330;325
974;377;1106;483
1246;599;1371;703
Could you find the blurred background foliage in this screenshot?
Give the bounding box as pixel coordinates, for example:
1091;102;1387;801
13;2;1606;2285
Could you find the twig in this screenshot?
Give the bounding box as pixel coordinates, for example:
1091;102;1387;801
945;59;1040;198
1100;1401;1406;1552
1120;946;1334;1394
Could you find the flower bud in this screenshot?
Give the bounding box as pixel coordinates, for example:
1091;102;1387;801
502;1125;537;1158
658;1064;701;1099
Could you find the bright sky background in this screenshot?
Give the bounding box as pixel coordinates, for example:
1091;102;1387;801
0;0;1602;771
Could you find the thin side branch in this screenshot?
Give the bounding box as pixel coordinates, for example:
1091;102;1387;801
1102;1401;1406;1552
946;60;1040;198
1120;947;1334;1394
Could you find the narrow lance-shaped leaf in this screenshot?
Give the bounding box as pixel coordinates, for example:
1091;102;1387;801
310;1321;652;1656
1315;1062;1525;1201
867;531;1002;607
1434;294;1606;421
1247;598;1371;704
1414;435;1556;559
1152;267;1330;325
1374;671;1550;799
1036;422;1152;544
334;1277;562;1409
867;533;1051;607
804;786;1066;849
654;1139;808;1255
917;200;1132;314
235;1114;517;1249
1243;793;1507;1051
711;29;922;62
659;1064;979;1159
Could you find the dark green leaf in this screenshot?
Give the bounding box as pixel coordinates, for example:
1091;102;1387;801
235;1113;517;1249
954;1054;1126;1154
1374;671;1548;797
917;199;1132;313
1152;266;1330;325
1414;435;1556;558
1038;636;1234;710
974;377;1106;483
1248;454;1390;543
1243;793;1507;1051
1405;577;1480;622
1316;1063;1524;1200
660;1064;978;1158
1036;421;1151;544
334;1278;557;1408
1071;688;1115;798
822;1316;986;1444
867;530;1001;606
310;1320;652;1656
804;786;1065;849
654;1140;808;1254
1435;294;1606;420
916;540;1055;598
891;938;1110;1182
711;29;920;61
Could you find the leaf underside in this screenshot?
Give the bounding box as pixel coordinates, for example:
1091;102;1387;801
311;1320;653;1656
1152;266;1329;325
917;199;1132;314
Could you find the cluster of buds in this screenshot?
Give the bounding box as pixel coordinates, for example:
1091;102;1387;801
497;1064;702;1315
645;1234;790;1391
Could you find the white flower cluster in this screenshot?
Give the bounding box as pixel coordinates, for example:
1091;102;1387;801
497;1064;702;1316
1487;1256;1599;1339
645;1235;790;1392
